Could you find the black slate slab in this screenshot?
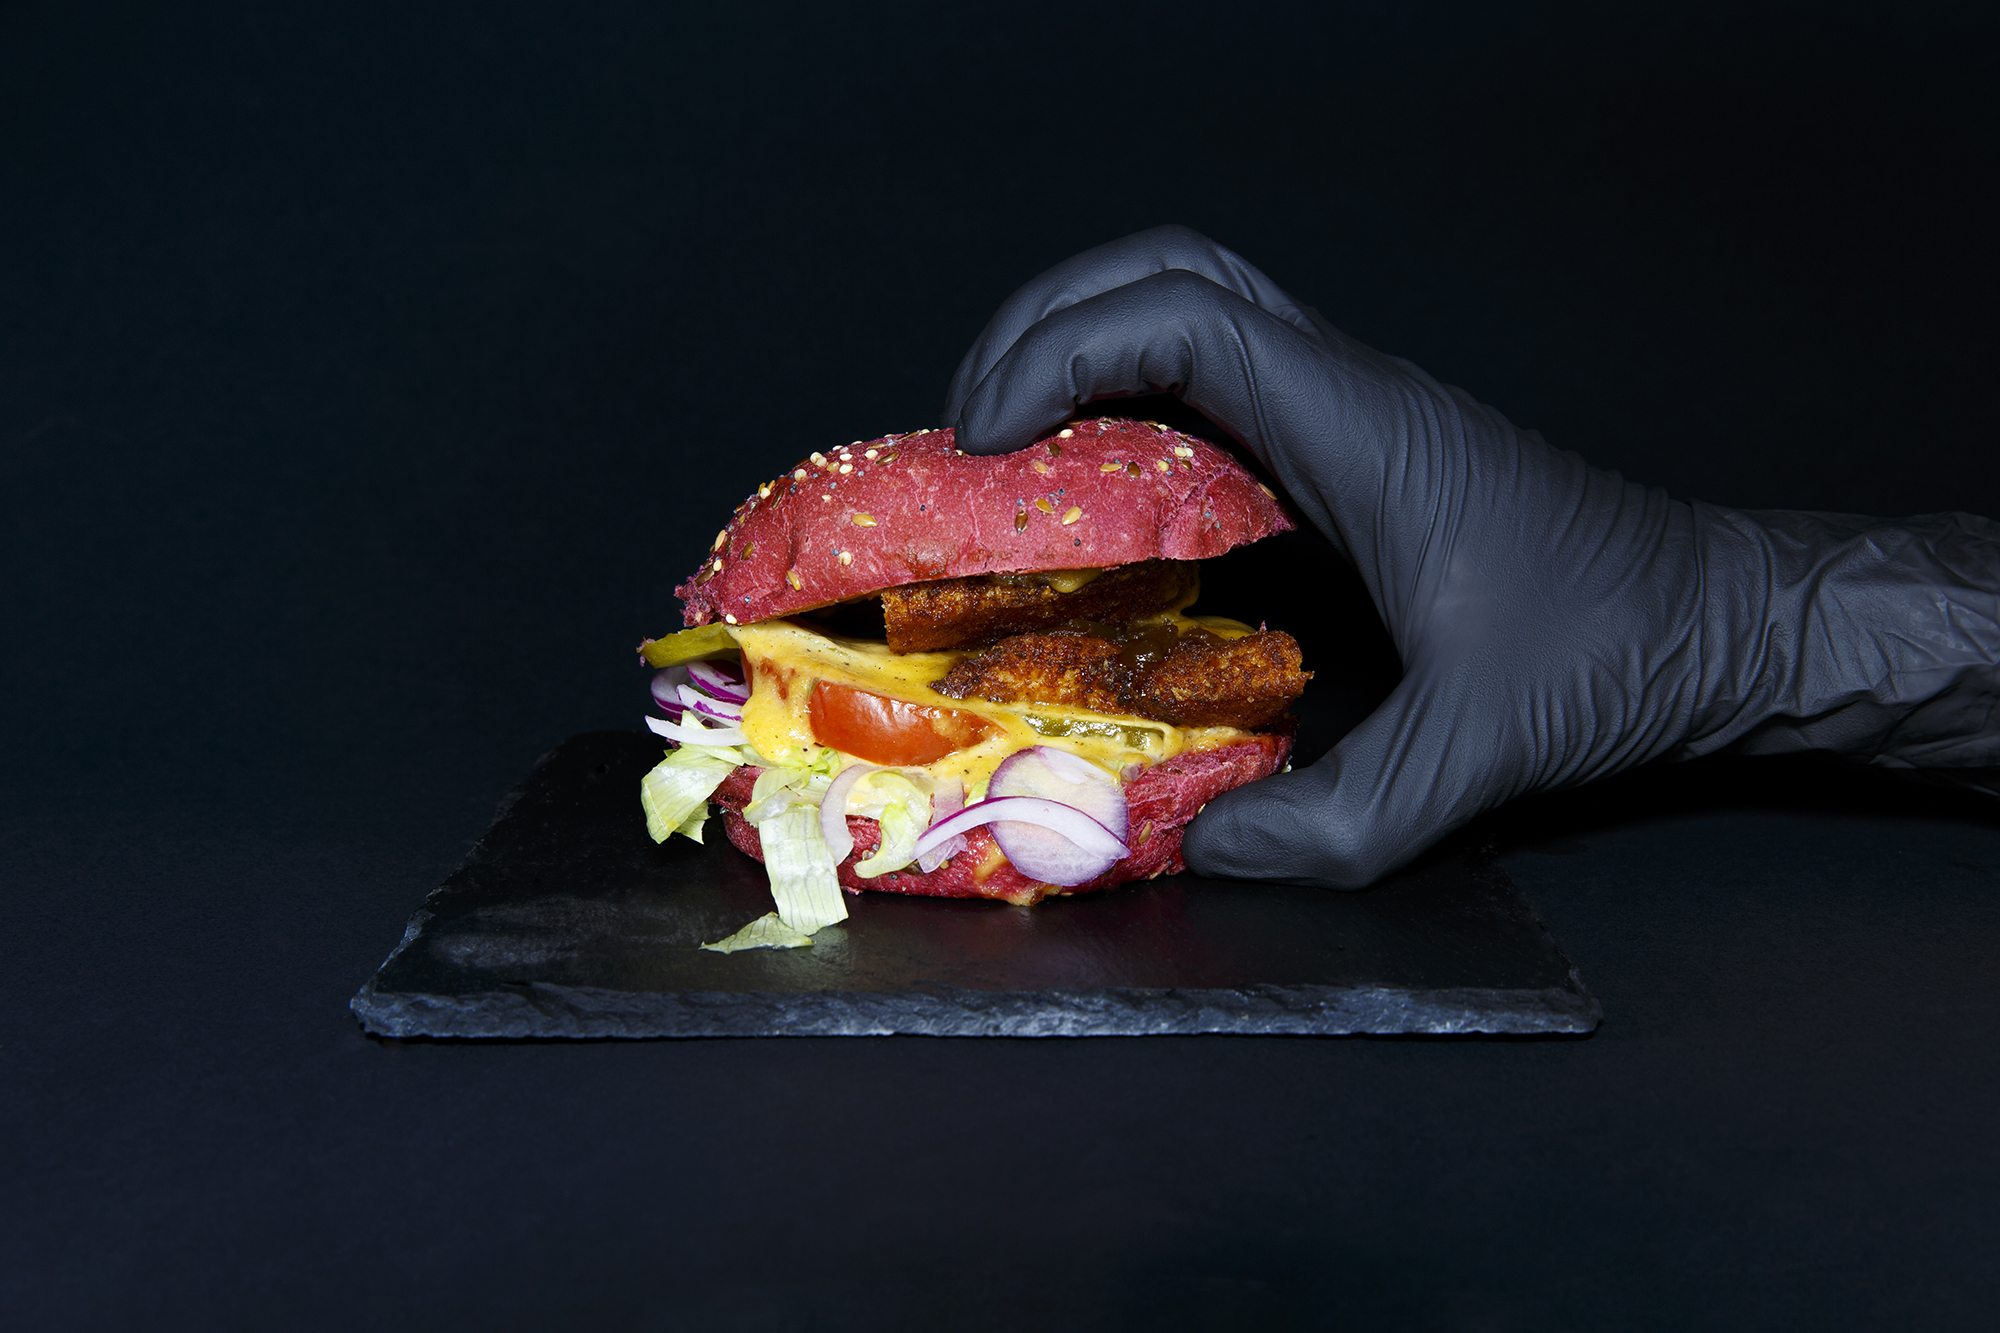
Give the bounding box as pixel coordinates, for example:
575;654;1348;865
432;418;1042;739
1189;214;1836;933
350;732;1601;1038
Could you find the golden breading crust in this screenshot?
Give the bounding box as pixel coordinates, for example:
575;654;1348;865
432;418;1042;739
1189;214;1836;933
932;633;1129;713
1130;631;1312;729
881;560;1199;653
934;626;1311;731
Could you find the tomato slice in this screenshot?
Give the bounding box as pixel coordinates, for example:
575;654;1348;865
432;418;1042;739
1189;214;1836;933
808;680;1000;767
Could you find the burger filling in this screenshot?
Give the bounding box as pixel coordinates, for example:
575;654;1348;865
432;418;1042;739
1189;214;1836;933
637;561;1309;950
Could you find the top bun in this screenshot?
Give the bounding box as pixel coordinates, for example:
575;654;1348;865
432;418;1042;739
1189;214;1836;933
677;419;1294;628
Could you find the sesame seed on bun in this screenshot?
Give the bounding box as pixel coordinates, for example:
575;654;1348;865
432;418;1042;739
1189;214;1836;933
676;418;1294;628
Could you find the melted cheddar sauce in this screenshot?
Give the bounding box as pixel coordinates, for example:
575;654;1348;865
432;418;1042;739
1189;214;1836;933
729;615;1260;796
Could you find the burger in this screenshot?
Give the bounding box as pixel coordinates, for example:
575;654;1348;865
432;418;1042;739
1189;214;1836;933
636;417;1310;949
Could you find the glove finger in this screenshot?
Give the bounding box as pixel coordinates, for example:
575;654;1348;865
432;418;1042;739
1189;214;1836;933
952;267;1469;610
950;267;1337;462
942;224;1329;432
1181;675;1509;889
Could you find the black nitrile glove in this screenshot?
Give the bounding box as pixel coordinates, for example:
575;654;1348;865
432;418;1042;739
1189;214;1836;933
943;226;2000;888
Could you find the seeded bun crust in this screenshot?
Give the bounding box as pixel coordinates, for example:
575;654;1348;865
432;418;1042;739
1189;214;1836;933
712;731;1293;905
677;419;1294;629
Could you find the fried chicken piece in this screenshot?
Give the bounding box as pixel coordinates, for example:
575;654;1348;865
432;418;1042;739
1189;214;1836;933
1130;631;1311;730
931;633;1128;713
934;624;1311;731
882;560;1198;652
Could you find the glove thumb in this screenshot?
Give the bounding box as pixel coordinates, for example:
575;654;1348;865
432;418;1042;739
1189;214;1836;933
1181;676;1501;888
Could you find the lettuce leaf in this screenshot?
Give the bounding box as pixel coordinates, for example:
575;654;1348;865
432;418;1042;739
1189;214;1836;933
754;804;849;934
758;744;839;777
850;771;930;878
641;749;737;843
701;790;850;951
671;803;710;842
701;911;815;953
644;735;856;950
742;764;833;824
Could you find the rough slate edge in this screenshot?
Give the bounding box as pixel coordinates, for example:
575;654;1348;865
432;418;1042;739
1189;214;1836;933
351;972;1601;1039
349;907;1602;1040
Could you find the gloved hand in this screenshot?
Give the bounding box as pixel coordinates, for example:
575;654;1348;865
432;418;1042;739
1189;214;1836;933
943;225;2000;887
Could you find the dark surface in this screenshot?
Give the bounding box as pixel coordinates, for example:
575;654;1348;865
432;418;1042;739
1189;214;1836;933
7;3;2000;1328
351;732;1599;1037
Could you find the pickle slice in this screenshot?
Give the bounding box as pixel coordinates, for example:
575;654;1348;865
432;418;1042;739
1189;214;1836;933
637;621;739;668
1022;713;1166;751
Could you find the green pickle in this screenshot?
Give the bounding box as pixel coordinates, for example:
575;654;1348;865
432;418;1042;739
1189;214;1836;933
1023;713;1166;750
637;621;738;668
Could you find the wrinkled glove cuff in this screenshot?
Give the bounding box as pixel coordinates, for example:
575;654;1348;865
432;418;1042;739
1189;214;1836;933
1679;505;2000;770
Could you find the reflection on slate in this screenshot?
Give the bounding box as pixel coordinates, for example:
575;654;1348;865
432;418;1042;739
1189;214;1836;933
351;733;1600;1038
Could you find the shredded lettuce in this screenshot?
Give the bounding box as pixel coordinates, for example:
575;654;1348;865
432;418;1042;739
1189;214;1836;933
701;911;815;953
748;804;848;934
843;766;934;816
682;742;757;766
849;771;930;878
756;744;838;777
742;764;833;823
699;783;850;952
670;803;710;842
641;749;737;843
643;726;853;949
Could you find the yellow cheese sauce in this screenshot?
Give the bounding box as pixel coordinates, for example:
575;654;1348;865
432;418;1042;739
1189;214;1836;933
728;617;1258;798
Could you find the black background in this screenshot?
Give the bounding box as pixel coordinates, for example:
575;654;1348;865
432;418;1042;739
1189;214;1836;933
5;2;1998;1327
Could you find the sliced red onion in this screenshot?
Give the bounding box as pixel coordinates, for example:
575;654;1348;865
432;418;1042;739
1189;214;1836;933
916;777;967;873
650;666;690;719
646;714;748;748
817;762;878;865
988;746;1127;839
911;796;1130;887
916;834;968;875
991;820;1124;887
676;684;743;724
928;776;965;822
687;659;749;704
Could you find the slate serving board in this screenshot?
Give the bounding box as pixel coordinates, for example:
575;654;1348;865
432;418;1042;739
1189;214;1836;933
351;732;1600;1038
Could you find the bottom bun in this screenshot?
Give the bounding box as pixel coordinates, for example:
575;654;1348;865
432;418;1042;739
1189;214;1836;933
713;733;1293;906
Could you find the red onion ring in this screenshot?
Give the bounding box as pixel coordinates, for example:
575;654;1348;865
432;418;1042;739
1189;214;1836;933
916;777;966;873
911;796;1130;887
988;746;1126;837
817;762;878;865
650;666;689;719
645;714;748;747
676;684;742;724
687;660;749;704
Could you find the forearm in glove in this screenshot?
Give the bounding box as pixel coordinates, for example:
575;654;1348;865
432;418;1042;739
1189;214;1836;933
942;226;2000;887
1679;506;2000;768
